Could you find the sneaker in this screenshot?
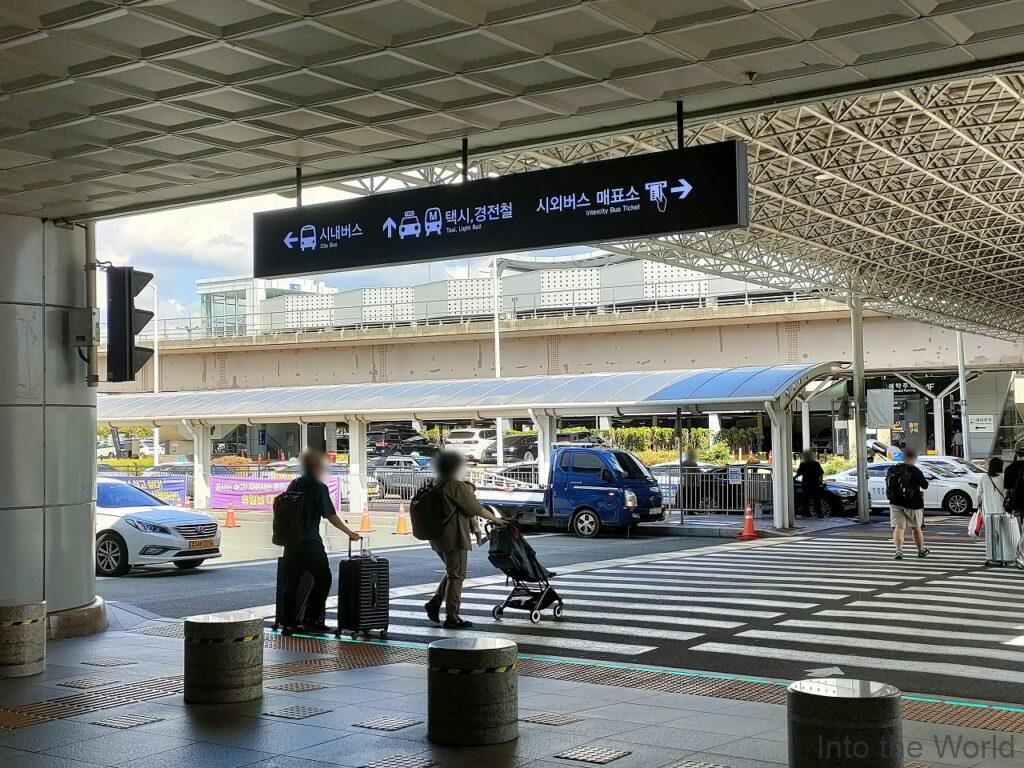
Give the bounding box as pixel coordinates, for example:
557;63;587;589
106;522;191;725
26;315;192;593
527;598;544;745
443;617;474;629
918;547;930;559
424;601;441;624
894;550;903;560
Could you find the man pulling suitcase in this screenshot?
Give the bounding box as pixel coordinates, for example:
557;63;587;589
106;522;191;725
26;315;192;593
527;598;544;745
273;451;361;633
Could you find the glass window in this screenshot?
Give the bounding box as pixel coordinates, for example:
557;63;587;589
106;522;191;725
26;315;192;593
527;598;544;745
571;452;606;475
867;465;889;476
480;430;496;439
559;452;571;470
98;482;165;508
448;431;474;439
612;451;654;480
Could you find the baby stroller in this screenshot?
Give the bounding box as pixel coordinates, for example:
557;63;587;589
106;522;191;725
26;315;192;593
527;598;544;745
486;522;563;624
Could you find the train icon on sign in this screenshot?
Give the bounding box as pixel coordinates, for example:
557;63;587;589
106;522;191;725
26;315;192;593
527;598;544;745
299;225;317;251
424;207;442;235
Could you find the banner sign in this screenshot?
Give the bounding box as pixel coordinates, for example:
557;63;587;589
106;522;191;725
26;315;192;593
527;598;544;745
209;476;341;511
254;140;748;278
123;475;188;506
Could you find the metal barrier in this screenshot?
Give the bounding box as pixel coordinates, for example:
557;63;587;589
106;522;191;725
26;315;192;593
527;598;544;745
466;466;541;490
651;465;773;515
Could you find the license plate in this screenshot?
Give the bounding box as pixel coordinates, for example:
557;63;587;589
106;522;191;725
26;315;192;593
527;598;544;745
650;507;662;514
188;539;214;550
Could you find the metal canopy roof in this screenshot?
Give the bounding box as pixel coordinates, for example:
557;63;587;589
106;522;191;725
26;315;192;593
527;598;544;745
2;1;1024;220
97;362;843;426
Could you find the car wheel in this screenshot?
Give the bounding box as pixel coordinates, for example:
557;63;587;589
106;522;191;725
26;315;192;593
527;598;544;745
570;509;601;538
174;560;204;570
524;451;535;462
96;532;130;577
944;490;972;516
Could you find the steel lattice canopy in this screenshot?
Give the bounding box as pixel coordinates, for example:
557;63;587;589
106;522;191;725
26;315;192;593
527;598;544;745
96;362;844;425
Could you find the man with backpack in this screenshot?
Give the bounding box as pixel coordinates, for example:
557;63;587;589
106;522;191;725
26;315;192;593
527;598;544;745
885;447;930;560
275;451;361;633
795;450;825;518
412;451;505;629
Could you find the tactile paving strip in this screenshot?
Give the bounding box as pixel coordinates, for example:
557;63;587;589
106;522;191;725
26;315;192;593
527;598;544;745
556;746;632;764
264;705;334;720
520;712;584;726
92;714;164;729
270;682;330;693
354;715;423;732
363;757;438;768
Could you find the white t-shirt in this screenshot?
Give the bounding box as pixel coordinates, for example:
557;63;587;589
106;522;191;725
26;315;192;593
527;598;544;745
980;473;1005;517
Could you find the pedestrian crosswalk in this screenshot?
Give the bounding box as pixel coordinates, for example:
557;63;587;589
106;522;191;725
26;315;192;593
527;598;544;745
330;535;1024;701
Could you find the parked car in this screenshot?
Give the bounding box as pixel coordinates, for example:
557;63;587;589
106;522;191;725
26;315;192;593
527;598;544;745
95;477;221;577
368;428;437;458
96;463;119;474
918;455;985;477
793;476;858;517
97;441;116;459
828;460;979;515
481;430;606;464
372;454;433;497
445;427;497;462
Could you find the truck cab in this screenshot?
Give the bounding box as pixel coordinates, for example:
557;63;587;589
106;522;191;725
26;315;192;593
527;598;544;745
476;446;664;538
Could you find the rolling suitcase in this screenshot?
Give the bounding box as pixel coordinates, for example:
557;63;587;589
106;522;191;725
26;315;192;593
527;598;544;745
272;557;324;630
985;513;1021;566
335;538;389;639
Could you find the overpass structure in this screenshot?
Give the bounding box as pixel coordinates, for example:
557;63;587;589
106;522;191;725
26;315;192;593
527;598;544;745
98;362;846;530
3;0;1024;627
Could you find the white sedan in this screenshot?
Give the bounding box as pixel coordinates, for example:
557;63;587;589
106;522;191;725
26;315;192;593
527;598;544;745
828;461;980;515
95;477;221;577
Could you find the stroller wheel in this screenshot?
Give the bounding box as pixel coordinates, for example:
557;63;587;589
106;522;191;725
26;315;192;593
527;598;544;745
529;610;542;624
491;606;504;620
552;603;564;619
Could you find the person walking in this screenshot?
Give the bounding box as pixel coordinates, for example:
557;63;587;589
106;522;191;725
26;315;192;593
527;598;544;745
424;451;506;629
282;451;361;633
980;457;1006;517
1005;449;1024;569
885;447;930;560
794;450;825;518
952;429;964;458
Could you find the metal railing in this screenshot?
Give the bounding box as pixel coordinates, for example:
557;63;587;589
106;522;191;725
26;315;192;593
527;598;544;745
650;465;773;515
124;280;818;343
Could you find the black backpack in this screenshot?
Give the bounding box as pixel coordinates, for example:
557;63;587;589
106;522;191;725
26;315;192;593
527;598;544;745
273;479;310;547
409;479;455;541
885;464;915;507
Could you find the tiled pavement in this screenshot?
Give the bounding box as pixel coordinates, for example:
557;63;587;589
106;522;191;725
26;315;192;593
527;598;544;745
1;604;1023;768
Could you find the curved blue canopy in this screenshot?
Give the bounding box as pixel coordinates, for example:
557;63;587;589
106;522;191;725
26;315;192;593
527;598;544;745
98;362;845;425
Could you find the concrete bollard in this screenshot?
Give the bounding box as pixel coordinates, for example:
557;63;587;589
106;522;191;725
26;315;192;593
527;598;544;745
427;637;518;746
788;678;902;767
0;602;46;678
183;612;263;704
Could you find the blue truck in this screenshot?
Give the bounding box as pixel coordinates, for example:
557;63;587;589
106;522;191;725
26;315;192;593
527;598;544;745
474;446;664;537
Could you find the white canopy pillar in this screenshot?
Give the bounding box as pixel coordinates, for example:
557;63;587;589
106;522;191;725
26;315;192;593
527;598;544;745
707;413;721;444
189;421;212;510
598;415;612;430
495;417;506;466
850;297;871;523
932;396;945;455
299;422;310;453
347;420;368;516
325;421;338;454
765;403;791;530
530;410;557;485
800;399;811;453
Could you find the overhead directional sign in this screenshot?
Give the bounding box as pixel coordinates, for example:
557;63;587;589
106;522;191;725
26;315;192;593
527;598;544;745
254;140;748;278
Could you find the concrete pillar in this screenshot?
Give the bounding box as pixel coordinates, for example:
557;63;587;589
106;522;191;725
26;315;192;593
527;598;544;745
325;421;338;454
0;602;45;677
707;413;720;444
783;407;796;528
0;216;96;617
530;411;556;485
495;417;505;467
850;297;870;523
192;422;212;509
184;613;263;704
800;400;811;453
932;396;945;455
766;403;791;530
956;331;972;461
300;421;310;453
348;420;368;515
598;415;612;431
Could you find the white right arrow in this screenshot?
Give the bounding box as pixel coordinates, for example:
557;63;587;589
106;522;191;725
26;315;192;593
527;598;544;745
805;666;845;677
283;231;298;249
383;217;397;238
670;178;693;200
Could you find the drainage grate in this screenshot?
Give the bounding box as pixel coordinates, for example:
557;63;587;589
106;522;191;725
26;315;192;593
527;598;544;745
58;677;119;690
270;682;330;693
93;714;165;729
521;712;584;726
354;716;422;732
363;757;438;768
82;659;137;668
556;746;632;764
265;705;334;720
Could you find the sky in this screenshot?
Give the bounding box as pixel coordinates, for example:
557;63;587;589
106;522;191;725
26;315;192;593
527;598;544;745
95;184;587;326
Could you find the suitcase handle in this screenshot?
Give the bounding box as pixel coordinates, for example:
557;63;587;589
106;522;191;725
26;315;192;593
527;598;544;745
348;536;371;558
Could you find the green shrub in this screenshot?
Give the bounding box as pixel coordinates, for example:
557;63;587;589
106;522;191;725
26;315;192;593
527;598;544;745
821;455;856;476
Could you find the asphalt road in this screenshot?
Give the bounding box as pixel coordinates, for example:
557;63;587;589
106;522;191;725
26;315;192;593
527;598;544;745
98;532;720;618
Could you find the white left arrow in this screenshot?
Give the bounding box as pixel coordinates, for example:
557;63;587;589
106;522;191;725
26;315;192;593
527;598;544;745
283;231;298;249
805;666;844;678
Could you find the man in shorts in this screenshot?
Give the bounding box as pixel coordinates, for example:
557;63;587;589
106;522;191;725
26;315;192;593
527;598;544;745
885;447;930;560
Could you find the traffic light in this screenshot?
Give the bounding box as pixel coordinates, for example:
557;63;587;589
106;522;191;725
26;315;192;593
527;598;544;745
106;266;153;382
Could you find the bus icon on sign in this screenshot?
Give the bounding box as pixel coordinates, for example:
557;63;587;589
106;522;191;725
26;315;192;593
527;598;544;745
299;225;317;251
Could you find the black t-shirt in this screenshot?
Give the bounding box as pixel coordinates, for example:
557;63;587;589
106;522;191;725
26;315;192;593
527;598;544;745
886;463;928;509
796;460;824;488
287;473;335;545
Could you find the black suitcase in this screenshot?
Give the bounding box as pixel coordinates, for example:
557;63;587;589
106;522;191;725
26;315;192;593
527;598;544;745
335;539;389;639
272;557;324;630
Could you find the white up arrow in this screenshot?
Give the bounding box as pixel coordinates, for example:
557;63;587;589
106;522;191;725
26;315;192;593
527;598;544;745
382;217;397;238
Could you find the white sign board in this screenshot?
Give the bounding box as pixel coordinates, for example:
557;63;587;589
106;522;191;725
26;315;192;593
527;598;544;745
968;415;995;433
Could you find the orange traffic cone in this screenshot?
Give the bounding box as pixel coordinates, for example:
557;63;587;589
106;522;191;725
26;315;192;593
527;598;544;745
358;509;374;534
223;501;240;529
737;500;760;541
395;502;411;535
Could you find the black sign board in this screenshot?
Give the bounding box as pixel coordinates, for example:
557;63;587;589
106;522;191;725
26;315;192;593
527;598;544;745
253;140;748;278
